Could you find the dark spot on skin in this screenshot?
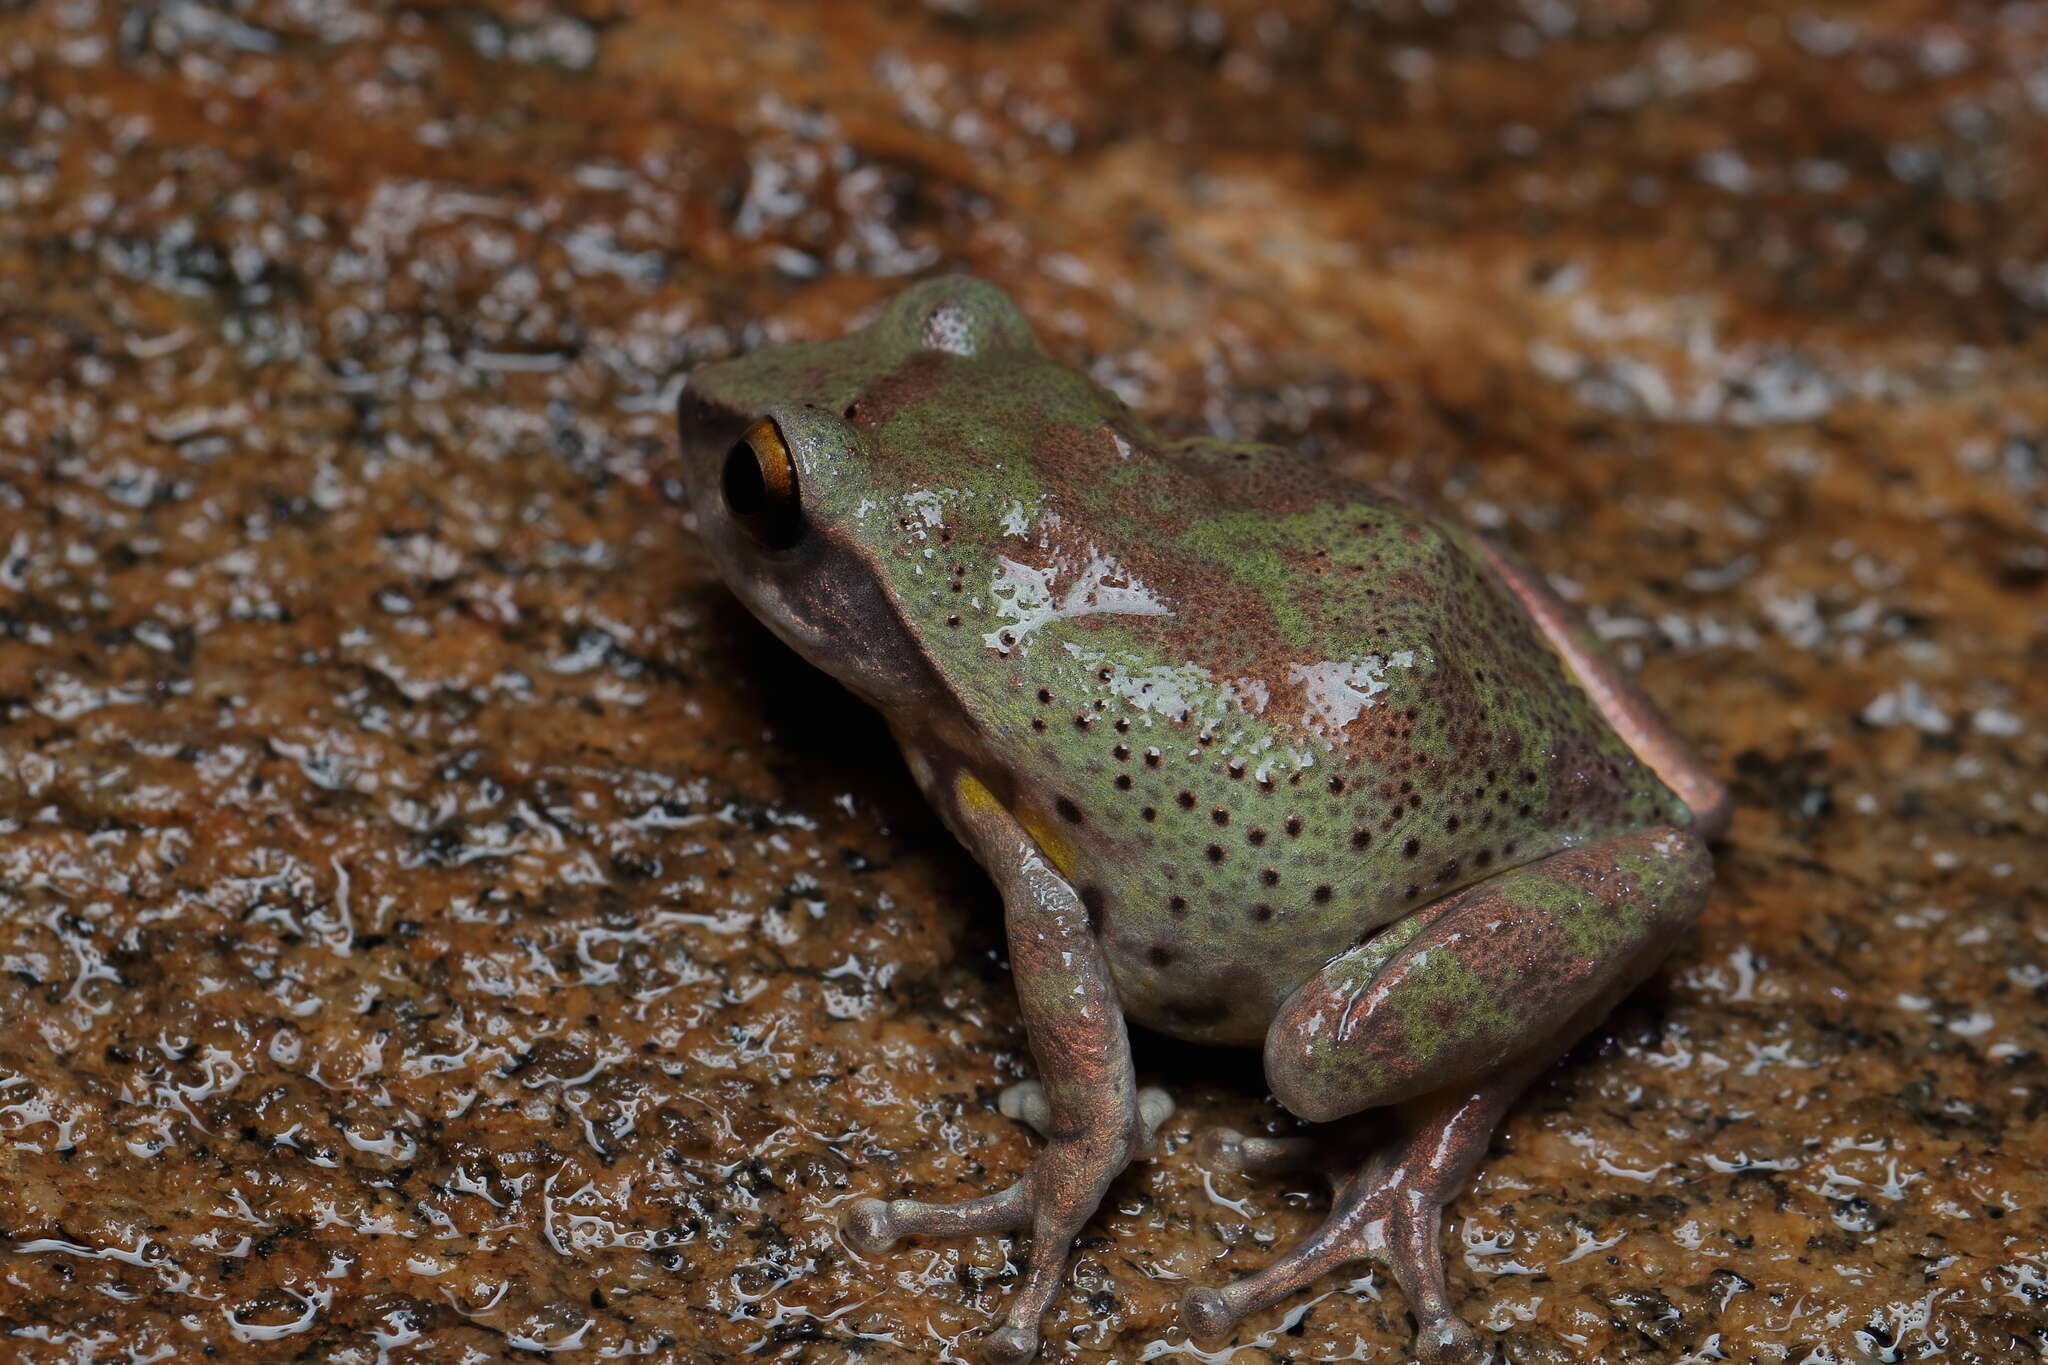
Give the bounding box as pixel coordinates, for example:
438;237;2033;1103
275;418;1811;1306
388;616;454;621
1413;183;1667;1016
1403;837;1421;858
1251;904;1274;923
1437;861;1460;882
1248;827;1268;846
1147;944;1175;968
1328;776;1346;794
1351;828;1371;849
946;615;961;628
1141;807;1157;822
1476;850;1493;868
1031;718;1046;732
1114;718;1131;734
1074;714;1092;730
1098;668;1113;683
1314;884;1332;903
1145;749;1163;768
1259;868;1279;886
1211;808;1229;826
1405;883;1420;900
1445;815;1460;832
1258;776;1276;793
1285;817;1303;837
1503;841;1518;858
1228;760;1246;779
1038;688;1053;704
1056;797;1083;824
1080;886;1104;934
1206;844;1225;862
1177;791;1197;809
1168;895;1187;915
1114;774;1133;790
1113;744;1131;761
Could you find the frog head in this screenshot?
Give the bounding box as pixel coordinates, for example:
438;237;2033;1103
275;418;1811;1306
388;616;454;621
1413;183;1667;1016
675;276;1052;712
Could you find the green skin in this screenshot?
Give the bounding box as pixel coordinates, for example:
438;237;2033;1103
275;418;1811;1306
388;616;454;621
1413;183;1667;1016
678;279;1728;1365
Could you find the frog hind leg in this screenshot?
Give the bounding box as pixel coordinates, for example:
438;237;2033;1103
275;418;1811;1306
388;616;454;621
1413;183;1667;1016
1183;826;1712;1363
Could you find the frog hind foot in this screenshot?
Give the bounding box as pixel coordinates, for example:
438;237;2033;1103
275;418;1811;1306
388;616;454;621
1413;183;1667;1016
1182;1076;1524;1364
1185;826;1713;1360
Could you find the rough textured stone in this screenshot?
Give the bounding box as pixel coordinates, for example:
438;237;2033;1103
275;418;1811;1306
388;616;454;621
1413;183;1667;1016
0;2;2042;1362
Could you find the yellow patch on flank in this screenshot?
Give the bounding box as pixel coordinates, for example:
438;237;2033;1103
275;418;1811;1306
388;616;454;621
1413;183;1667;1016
955;771;1079;880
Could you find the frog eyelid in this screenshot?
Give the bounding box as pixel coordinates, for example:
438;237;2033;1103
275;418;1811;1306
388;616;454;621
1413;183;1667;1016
722;416;804;551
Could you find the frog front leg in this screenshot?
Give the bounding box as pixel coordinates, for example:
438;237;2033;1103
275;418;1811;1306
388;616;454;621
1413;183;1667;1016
1185;826;1713;1363
844;763;1168;1365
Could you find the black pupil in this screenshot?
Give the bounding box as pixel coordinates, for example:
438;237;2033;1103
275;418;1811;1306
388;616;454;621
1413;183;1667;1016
720;432;800;548
722;439;768;516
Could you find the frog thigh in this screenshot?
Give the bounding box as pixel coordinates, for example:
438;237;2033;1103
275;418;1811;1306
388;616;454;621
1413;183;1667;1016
1265;827;1712;1124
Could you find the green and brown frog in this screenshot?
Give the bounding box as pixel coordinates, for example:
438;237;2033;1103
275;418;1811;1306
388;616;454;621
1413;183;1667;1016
676;277;1728;1364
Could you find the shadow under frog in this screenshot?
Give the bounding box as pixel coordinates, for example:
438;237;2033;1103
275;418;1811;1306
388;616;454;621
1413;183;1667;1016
675;276;1729;1364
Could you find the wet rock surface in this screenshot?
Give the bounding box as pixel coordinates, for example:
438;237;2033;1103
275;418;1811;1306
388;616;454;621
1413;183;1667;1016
1;2;2043;1361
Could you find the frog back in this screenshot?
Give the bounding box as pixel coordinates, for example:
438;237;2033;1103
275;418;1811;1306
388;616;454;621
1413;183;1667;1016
878;417;1683;1044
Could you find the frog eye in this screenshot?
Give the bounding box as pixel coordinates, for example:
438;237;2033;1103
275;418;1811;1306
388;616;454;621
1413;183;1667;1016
722;417;803;550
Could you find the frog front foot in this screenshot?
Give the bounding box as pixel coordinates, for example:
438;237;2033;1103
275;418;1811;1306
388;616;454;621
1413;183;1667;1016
1000;1079;1174;1144
844;1081;1173;1364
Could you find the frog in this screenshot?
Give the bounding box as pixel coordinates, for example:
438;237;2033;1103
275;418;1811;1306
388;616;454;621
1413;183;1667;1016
675;276;1728;1365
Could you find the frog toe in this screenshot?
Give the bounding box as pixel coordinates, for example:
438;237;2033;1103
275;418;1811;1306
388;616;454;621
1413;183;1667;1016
1181;1285;1237;1344
982;1322;1041;1365
1416;1315;1483;1365
1195;1125;1321;1178
997;1080;1053;1135
841;1197;898;1254
841;1182;1030;1257
1136;1085;1175;1145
